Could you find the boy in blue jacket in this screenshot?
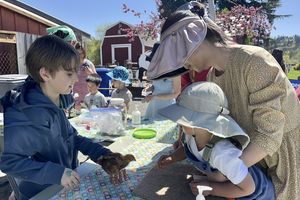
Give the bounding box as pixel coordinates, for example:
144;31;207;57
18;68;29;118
0;35;124;199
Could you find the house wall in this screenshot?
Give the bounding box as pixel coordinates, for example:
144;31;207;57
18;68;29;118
0;5;47;35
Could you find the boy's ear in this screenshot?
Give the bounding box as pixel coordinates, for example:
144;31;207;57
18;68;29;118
39;67;51;82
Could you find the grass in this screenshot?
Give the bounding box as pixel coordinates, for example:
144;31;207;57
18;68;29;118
288;67;300;80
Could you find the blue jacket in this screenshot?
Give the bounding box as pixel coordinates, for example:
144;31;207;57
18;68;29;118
0;77;112;199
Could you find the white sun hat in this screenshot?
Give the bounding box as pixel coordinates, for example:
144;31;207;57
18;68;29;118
159;82;250;149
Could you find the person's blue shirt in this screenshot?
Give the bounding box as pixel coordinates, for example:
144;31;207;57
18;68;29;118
0;76;112;199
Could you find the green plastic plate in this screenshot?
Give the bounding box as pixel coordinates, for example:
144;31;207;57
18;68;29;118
132;128;157;139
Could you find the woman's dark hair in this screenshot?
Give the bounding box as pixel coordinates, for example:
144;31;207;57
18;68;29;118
146;42;160;62
161;3;229;45
272;49;286;72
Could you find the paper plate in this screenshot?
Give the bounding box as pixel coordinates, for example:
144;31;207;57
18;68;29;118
132;128;157;139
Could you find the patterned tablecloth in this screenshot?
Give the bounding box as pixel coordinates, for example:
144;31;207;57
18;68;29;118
49;118;179;200
50;140;173;200
70;116;179;144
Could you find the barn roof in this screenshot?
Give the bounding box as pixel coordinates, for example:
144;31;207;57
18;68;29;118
104;21;156;47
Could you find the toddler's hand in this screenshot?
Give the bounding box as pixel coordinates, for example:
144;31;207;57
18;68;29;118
60;168;80;190
189;180;212;196
207;171;228;182
172;139;183;150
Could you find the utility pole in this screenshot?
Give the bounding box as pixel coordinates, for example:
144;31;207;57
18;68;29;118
208;0;216;21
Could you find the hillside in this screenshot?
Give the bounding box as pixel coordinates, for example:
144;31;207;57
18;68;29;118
269;35;300;80
270;35;300;65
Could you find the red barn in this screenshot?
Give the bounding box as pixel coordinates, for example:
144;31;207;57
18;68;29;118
101;21;155;67
0;0;90;75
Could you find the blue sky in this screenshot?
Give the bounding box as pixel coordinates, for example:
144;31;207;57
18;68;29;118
20;0;299;37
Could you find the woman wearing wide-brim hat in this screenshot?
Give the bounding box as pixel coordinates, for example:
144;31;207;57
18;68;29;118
148;2;300;200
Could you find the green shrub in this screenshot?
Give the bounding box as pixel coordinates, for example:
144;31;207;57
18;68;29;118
288;67;300;80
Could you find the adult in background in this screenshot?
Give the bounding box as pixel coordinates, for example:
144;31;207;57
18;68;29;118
73;43;96;105
46;25;77;46
147;2;300;200
272;49;286;74
138;50;152;84
142;43;181;120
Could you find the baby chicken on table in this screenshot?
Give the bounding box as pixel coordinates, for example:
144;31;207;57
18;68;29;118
97;153;136;184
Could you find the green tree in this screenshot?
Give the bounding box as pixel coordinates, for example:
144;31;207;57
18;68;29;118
87;24;111;66
158;0;190;18
87;38;101;65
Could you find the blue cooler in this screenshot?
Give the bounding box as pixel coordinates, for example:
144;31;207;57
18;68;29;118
290;79;300;89
96;68;112;96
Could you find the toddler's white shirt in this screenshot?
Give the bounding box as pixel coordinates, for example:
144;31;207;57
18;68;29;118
186;135;248;184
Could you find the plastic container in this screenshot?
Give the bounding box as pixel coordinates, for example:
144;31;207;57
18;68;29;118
108;98;127;128
196;186;212;200
132;128;156;139
0;74;28;98
96;68;112;97
87;107;125;135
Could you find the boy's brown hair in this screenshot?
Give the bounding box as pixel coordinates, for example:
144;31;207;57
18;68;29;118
25;35;80;83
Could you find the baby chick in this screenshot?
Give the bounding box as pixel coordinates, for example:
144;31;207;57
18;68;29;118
97;152;136;183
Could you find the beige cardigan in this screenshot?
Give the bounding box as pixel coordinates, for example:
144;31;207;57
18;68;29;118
208;45;300;200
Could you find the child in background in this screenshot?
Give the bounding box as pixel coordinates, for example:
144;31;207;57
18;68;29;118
141;42;181;121
0;35;127;200
158;82;275;200
143;76;181;121
84;73;107;109
106;66;132;111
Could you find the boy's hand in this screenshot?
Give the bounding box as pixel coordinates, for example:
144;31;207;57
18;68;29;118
60;168;80;190
157;154;176;168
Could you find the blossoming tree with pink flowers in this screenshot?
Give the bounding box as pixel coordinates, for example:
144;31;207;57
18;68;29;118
215;5;272;46
122;1;273;47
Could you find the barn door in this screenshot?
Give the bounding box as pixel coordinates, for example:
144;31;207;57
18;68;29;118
115;48;128;66
111;44;132;66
